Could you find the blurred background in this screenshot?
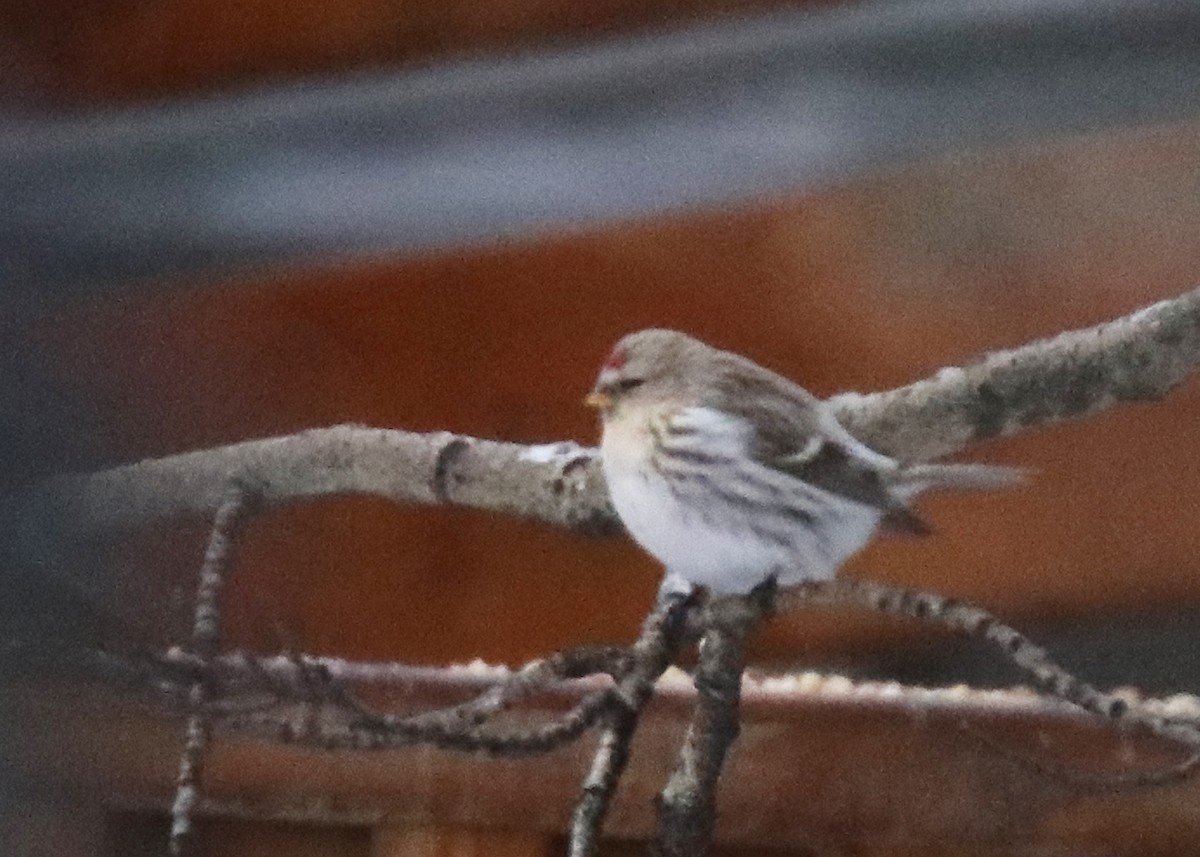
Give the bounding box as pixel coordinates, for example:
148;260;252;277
4;0;1200;853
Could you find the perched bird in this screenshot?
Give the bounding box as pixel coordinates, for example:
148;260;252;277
585;329;1020;595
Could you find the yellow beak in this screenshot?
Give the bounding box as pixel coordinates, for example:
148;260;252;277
584;391;612;409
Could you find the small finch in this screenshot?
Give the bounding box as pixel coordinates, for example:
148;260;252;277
586;329;1021;595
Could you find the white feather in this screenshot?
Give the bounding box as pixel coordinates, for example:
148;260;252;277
601;406;881;594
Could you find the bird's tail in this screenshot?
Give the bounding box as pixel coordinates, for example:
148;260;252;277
897;462;1028;496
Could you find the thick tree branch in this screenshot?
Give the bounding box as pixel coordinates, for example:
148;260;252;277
13;288;1200;544
831;287;1200;461
17;431;615;542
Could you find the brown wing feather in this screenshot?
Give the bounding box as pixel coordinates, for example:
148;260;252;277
773;441;931;535
705;350;825;460
707;350;931;536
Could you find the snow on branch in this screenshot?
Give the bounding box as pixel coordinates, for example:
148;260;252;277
14;286;1200;542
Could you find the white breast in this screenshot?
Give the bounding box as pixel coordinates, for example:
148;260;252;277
600;406;882;594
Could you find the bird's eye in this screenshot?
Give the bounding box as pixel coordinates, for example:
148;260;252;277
616;378;645;393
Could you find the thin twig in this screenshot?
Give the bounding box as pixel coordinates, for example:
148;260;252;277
394;645;628;730
223;601;686;765
168;483;255;857
225;687;614;756
655;585;773;857
206;644;628;756
571;716;640;857
570;591;693;857
784;579;1200;750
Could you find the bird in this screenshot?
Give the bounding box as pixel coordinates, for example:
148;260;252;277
585;329;1021;596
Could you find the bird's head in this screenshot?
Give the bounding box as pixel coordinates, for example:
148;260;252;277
585;328;710;415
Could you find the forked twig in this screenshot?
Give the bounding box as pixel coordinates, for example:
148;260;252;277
570;590;692;857
654;584;774;857
169;483;255;857
215;648;626;756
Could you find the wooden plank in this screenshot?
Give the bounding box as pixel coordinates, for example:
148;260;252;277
103;812;371;857
371;826;552;857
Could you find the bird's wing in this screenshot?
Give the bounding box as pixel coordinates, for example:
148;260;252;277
708;352;930;535
772;440;930;535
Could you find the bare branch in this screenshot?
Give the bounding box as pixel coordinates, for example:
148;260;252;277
783;579;1200;750
196;655;619;757
831;287;1200;461
94;643;627;756
15;288;1200;543
169;484;255;857
20;430;615;542
570;591;692;857
654;586;772;857
571;718;639;857
73;638;637;760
